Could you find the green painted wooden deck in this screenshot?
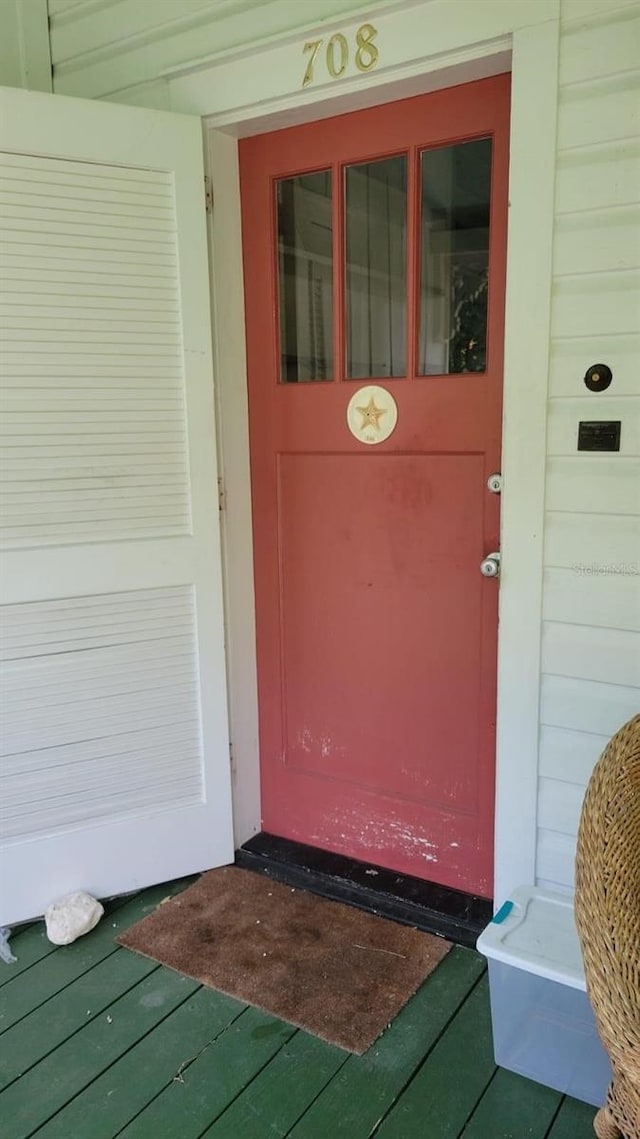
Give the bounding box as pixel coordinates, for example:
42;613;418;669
0;878;597;1139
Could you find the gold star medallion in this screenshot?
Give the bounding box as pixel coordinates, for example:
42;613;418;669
356;395;387;433
346;386;398;446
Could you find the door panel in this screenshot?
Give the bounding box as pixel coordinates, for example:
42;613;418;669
240;74;510;896
0;86;233;923
278;452;484;804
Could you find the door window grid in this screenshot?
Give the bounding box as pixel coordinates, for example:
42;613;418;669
275;137;492;384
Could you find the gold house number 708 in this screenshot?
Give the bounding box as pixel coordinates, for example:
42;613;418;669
302;24;379;88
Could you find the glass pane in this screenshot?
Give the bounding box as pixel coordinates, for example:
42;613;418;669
277;171;333;383
419;138;492;375
345;155;407;379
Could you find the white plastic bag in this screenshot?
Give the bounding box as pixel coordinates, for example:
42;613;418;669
0;928;16;964
45;892;104;946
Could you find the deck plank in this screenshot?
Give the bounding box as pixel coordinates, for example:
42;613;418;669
0;926;57;989
0;880;187;1033
34;987;246;1139
287;947;485;1139
202;1031;348;1139
545;1096;598;1138
459;1068;561;1137
372;973;495;1138
0;965;198;1139
0;948;156;1090
118;1005;296;1138
0;896;129;990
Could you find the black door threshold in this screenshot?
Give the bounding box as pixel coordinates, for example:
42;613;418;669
235;833;492;949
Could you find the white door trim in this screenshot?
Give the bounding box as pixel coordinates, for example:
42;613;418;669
199;3;560;906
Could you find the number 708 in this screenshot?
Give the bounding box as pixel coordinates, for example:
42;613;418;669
302;24;379;88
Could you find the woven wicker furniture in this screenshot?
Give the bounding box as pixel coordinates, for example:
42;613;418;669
575;713;640;1139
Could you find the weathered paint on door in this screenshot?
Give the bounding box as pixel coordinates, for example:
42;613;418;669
240;74;510;897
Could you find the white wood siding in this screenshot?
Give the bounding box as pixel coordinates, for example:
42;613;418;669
538;0;640;892
48;0;406;102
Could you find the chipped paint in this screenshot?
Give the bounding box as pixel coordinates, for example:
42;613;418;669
296;727;312;754
325;805;443;865
319;735;333;759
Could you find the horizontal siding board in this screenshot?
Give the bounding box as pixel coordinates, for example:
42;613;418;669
546;396;640;456
557;70;640;149
543;566;640;631
548;332;640;396
546;456;640;514
553;204;640;275
540;674;640;736
555;140;640;213
561;0;640;25
558;9;640;85
536;828;577;890
50;0;217;63
539;723;609;784
536;878;573;895
550;269;640;337
541;622;640;688
538;776;585;837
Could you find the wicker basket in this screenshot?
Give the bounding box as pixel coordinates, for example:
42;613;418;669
575;713;640;1139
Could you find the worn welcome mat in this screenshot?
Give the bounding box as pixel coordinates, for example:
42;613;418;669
117;865;451;1054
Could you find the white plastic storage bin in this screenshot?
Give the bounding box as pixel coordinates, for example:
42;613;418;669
477;886;611;1107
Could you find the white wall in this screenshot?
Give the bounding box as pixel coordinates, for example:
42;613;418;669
536;0;640;892
24;0;640;889
0;0;51;91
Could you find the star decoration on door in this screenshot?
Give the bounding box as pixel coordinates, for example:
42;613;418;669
356;395;387;433
346;385;398;446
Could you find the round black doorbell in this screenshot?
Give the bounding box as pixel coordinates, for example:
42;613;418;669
584;363;613;392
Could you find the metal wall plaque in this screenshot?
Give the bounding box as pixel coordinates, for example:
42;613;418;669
577;420;621;452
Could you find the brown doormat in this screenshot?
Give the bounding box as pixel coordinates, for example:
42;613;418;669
117;866;451;1054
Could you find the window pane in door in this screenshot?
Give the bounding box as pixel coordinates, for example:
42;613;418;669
277;171;333;383
419;138;492;375
345;155;407;379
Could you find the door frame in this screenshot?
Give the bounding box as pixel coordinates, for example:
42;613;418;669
199;0;561;907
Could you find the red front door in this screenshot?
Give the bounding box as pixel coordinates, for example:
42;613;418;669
240;74;510;898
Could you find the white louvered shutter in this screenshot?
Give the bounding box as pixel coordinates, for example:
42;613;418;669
0;86;233;923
